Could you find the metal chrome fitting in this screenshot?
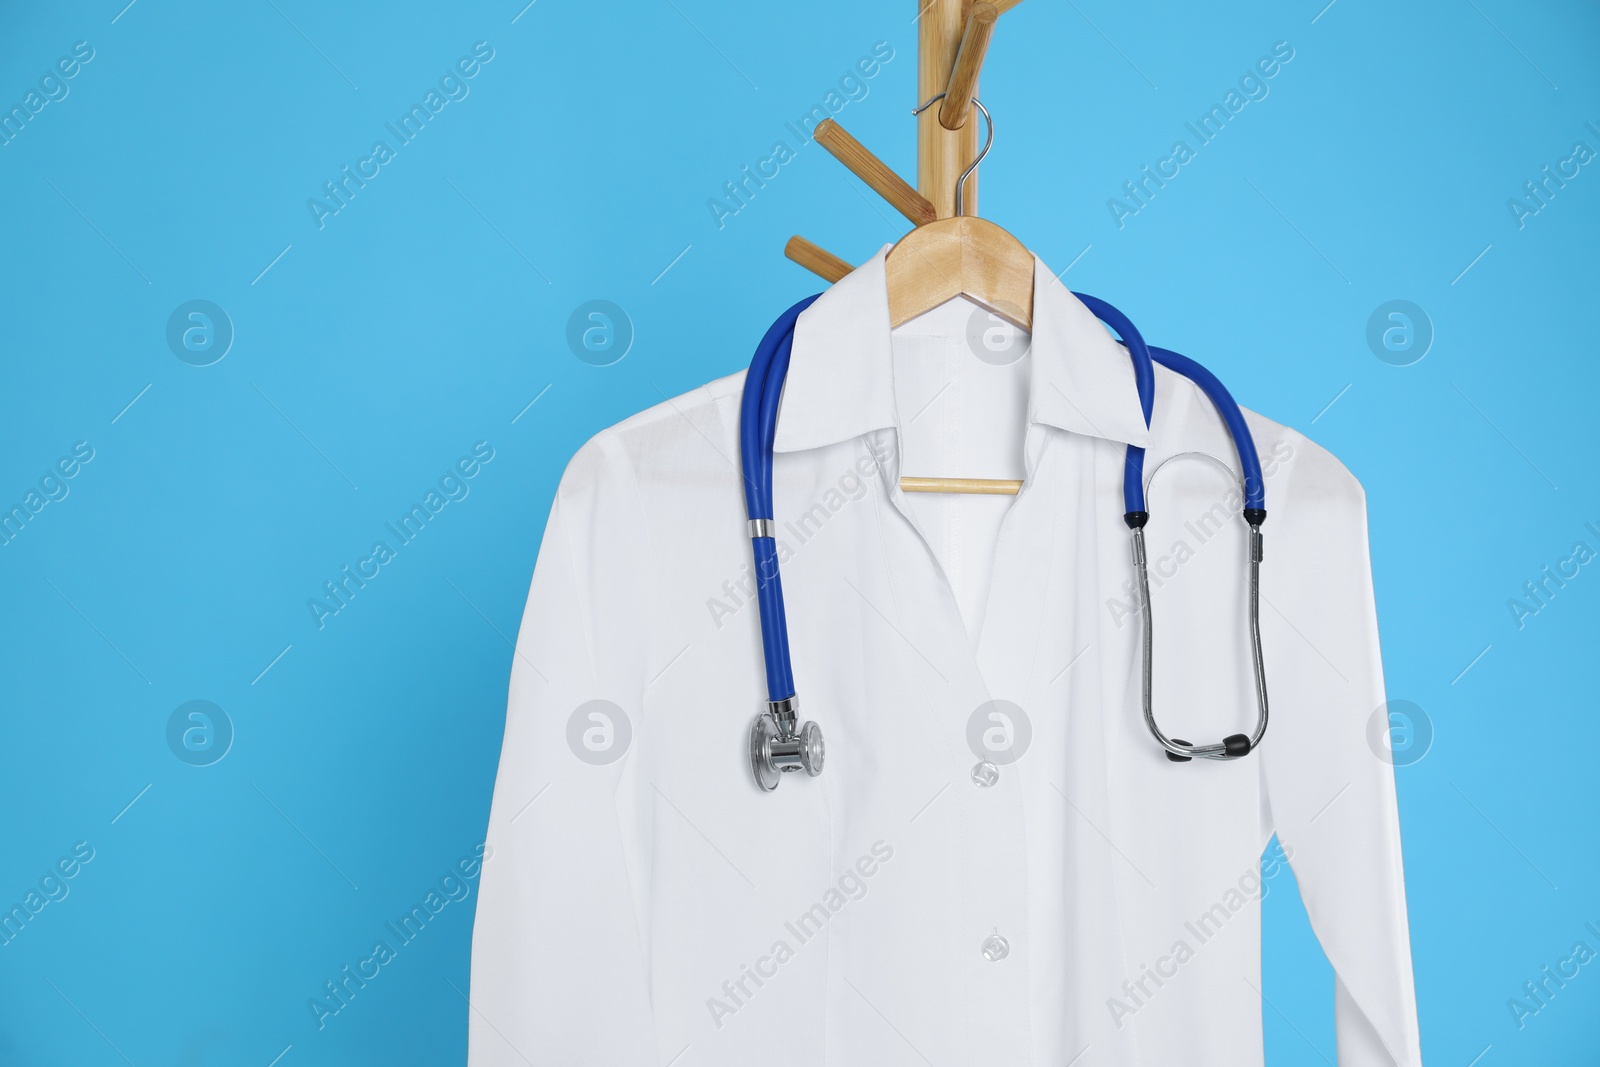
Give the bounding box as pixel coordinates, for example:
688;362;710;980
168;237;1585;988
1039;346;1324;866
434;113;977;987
750;696;824;791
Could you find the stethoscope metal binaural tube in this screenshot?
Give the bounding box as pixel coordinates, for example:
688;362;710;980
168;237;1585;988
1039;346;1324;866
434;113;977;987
1127;344;1269;762
1129;511;1268;761
738;294;1270;788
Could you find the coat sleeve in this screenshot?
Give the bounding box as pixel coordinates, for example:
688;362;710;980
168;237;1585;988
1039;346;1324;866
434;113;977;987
1259;437;1424;1067
468;432;660;1065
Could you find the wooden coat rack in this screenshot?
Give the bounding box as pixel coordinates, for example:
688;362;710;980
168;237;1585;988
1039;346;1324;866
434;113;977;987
784;0;1031;497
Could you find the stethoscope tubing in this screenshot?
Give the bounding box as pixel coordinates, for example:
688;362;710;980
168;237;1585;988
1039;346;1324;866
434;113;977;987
1071;292;1156;516
1147;345;1265;514
739;294;821;703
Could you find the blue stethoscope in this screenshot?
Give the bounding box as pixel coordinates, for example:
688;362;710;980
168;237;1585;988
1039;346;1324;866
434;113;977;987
741;293;1270;791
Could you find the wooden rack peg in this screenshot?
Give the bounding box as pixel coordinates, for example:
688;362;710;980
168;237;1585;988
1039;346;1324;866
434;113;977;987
784;237;854;284
938;3;999;131
814;119;938;226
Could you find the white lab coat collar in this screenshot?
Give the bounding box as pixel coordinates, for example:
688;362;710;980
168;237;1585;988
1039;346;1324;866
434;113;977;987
773;243;1155;453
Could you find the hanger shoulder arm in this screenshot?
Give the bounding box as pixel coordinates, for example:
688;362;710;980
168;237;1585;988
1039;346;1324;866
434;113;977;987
886;216;1033;330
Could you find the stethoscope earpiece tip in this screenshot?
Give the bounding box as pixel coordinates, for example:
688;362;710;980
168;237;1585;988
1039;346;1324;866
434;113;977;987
1163;734;1253;763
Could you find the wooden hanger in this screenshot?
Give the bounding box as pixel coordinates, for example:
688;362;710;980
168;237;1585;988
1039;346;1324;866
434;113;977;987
887;3;1032;335
885;215;1033;333
786;0;1035;496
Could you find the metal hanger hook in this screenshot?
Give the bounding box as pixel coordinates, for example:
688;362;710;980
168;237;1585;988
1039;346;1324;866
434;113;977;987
911;93;994;217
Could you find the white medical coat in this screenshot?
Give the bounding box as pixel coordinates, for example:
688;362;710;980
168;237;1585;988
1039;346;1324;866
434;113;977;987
467;246;1423;1066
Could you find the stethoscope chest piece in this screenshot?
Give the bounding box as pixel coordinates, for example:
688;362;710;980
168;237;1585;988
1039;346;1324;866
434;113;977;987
750;698;824;792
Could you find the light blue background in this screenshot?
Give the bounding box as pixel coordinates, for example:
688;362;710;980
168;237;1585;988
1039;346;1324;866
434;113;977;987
1;0;1596;1063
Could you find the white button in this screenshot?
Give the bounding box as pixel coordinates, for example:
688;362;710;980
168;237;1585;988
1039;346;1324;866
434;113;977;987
971;761;999;787
981;933;1010;961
